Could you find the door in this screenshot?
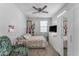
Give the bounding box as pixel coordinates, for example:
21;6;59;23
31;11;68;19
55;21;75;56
67;8;74;56
59;8;74;56
57;16;64;56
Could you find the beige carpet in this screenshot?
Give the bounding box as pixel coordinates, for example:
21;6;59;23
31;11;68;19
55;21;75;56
28;43;59;56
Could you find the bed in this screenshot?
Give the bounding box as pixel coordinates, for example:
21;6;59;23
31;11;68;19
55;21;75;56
25;36;48;48
14;35;48;48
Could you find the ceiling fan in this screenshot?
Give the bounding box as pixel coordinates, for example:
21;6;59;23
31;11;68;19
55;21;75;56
32;5;48;14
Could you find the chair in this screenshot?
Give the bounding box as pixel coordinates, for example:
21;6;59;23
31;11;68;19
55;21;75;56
0;36;28;56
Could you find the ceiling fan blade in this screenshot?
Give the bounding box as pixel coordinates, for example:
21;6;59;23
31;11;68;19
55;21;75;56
41;5;47;10
41;11;48;13
32;12;39;14
33;6;38;10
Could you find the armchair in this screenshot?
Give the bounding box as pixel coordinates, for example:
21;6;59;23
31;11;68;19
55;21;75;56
0;36;28;56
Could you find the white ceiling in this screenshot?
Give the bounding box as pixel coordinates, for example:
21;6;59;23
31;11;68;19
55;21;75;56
15;3;66;18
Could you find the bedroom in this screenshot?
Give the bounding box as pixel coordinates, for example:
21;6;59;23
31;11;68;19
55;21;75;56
0;3;65;56
0;3;79;56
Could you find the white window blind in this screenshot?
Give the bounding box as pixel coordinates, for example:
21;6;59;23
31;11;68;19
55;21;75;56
40;21;48;32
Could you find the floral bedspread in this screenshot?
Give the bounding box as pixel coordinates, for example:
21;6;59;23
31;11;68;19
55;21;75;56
25;36;48;48
14;36;48;48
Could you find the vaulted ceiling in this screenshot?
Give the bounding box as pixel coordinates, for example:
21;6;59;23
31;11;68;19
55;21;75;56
15;3;66;18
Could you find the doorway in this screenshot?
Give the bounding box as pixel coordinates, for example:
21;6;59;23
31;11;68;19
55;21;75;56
63;17;68;56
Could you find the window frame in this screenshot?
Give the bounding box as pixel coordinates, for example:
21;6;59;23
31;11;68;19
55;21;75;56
40;21;48;32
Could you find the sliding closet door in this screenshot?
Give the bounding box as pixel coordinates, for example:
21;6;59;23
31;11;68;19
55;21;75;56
67;8;74;56
72;6;79;55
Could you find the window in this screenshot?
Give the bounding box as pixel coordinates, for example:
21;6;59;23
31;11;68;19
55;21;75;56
40;21;48;32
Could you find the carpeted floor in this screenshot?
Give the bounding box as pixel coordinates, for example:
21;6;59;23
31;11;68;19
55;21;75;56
28;43;59;56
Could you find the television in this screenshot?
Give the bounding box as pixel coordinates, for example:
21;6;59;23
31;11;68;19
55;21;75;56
49;25;57;32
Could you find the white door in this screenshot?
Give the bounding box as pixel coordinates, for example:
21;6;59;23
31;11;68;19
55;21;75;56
57;16;64;56
66;8;74;56
72;6;79;55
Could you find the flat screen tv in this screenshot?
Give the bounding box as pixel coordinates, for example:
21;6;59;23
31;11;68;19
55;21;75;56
49;25;57;32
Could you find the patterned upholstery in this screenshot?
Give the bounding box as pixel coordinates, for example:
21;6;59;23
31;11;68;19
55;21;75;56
0;36;12;56
0;36;28;56
10;44;28;56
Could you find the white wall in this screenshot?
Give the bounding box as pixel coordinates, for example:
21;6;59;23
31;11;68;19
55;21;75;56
51;14;63;55
0;3;26;43
30;17;52;38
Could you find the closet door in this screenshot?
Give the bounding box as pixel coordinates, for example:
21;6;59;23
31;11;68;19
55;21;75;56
67;8;74;56
72;6;79;55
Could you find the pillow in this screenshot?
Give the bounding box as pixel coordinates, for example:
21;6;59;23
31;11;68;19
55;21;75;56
23;34;32;40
